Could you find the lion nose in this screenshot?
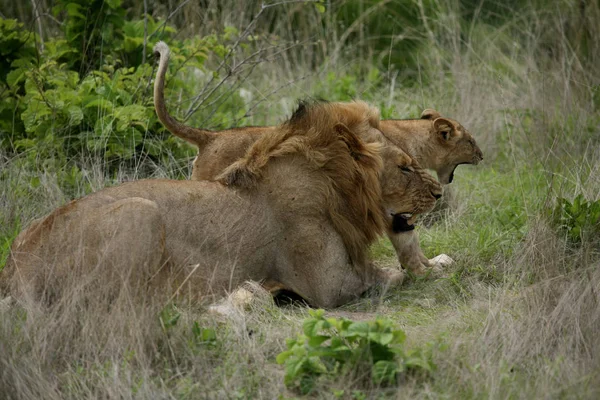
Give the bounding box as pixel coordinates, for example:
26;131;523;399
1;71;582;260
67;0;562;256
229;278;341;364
432;191;442;200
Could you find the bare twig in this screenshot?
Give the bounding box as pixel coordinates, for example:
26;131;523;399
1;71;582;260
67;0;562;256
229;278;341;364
31;0;45;53
261;0;321;9
182;0;321;120
148;0;194;39
233;72;312;125
40;12;63;26
142;0;148;62
182;6;269;119
329;0;392;66
155;0;316;128
183;41;301;121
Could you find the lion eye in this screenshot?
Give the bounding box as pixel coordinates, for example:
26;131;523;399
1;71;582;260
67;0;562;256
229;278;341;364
399;166;412;173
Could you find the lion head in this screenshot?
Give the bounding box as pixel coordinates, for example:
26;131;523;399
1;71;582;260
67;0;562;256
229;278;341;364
377;140;442;233
380;109;483;185
419;109;483;184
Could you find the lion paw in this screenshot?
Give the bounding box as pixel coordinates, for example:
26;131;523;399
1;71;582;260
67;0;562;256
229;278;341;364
207;281;274;320
379;267;406;287
429;254;454;269
207;287;255;319
407;254;453;279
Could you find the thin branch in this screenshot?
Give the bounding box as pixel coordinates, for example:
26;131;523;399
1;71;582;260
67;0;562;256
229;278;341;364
40;12;63;26
183;6;269;118
142;0;148;62
261;0;321;9
31;0;45;53
233;72;312;125
329;0;392;66
160;0;317;125
182;41;292;121
148;0;194;39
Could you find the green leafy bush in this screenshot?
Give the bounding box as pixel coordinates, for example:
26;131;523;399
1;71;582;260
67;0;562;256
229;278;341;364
0;19;36;84
276;309;435;394
53;0;126;73
553;194;600;244
0;15;251;180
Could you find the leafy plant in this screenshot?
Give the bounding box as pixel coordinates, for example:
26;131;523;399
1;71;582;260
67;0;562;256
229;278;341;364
0;19;37;84
159;304;182;330
0;15;253;182
0;220;21;271
276;309;434;394
191;322;217;348
52;0;127;73
553;194;600;244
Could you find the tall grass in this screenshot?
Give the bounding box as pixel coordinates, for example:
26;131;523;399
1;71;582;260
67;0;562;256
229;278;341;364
1;0;599;398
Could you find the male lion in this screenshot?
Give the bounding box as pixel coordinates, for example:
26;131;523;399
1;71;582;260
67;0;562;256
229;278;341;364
1;102;440;309
153;41;482;274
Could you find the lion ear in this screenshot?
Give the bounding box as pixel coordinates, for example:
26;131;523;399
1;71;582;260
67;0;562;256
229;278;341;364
335;124;381;169
335;124;363;154
216;161;259;188
421;109;441;120
433;117;456;141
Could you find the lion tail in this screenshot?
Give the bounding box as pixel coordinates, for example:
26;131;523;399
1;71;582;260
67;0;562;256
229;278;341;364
153;41;215;147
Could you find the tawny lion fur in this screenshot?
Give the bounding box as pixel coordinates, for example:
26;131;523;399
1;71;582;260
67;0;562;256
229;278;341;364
1;102;439;308
153;41;482;274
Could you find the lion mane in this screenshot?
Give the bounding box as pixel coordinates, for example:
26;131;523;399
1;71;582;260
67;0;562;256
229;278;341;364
218;100;385;266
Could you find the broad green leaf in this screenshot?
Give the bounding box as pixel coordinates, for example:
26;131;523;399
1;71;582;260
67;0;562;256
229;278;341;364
65;3;85;19
276;350;293;364
14;138;36;151
67;106;83;126
404;356;433;371
308;335;330;347
6;68;26;89
289;358;306;378
85;98;114;112
105;0;122;10
393;330;406;344
372;360;399;385
344;322;370;337
94;117;114;137
308;309;325;318
21;100;51;133
371;332;394;345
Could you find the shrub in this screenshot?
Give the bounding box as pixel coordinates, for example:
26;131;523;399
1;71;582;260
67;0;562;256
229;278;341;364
0;15;251;179
276;309;435;394
553;194;600;245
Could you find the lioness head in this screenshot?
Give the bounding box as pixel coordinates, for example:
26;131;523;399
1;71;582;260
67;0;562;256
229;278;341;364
379;143;442;232
419;109;483;184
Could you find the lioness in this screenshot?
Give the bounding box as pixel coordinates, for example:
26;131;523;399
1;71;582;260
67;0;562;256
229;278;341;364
153;41;483;274
1;102;440;309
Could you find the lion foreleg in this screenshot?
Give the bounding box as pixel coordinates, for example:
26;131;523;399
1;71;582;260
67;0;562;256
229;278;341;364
387;230;432;275
387;230;454;277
